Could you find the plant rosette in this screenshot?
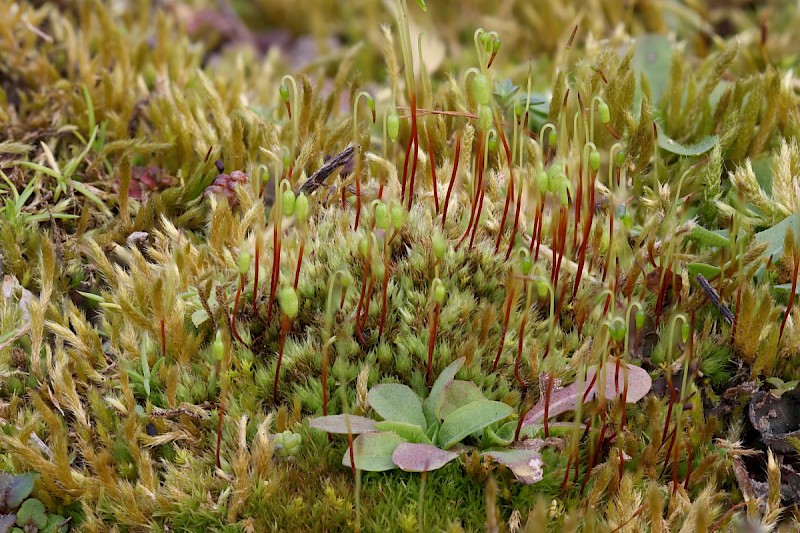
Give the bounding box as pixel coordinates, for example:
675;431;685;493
309;358;544;484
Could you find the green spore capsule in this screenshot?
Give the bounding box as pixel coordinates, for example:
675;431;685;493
282;189;296;217
375;202;390;230
471;74;490;106
537;280;548;299
433;283;446;304
387;112;400;142
295;193;310;223
609;321;626;342
358;235;370;258
279;83;290;102
589;149;601;173
478;105;493;131
212;330;224;362
598;100;610;124
432;232;447;260
278;287;299;318
535;167;549;195
616;150;626;167
391;205;405;230
488;135;498;152
681;323;691;343
635;310;646;330
237;250;251;276
548;129;557;146
521;256;533;275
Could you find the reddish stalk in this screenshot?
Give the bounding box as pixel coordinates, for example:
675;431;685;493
427;131;440;214
573;160;583;251
267;224;281;324
504;181;524;261
406;129;420;210
602;203;615;283
494;125;516;254
293;241;305;290
378;253;391;339
359;274;376;332
354;171;362;230
456;132;485;249
492;281;516;371
534;203;545;261
252;240;260;309
683;442;695;490
513;316;528;390
322;353;329;416
468;182;487;249
272;315;290;403
427;303;441;386
709;502;747;533
779;247;800;341
581;405;607;493
441;134;462;228
572;168;596;298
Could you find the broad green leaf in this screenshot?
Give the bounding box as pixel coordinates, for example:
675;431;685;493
374;421;432;444
772;283;800;295
392;443;458;472
368;384;426;428
688;263;722;279
754;213;800;275
657;127;719;156
342;431;404;472
309;414;378;434
438;380;485;420
437;400;513;449
423;357;465;423
632;34;672;106
687;225;730;247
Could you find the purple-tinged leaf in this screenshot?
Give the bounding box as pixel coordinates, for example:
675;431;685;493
0;514;16;533
482;446;544;485
423;357;466;422
0;473;36;513
368;384;427;428
342;431;405;472
523;360;651;427
392;443;458;472
309;414;378;435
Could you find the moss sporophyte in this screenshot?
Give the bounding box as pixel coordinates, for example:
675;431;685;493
3;0;800;530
